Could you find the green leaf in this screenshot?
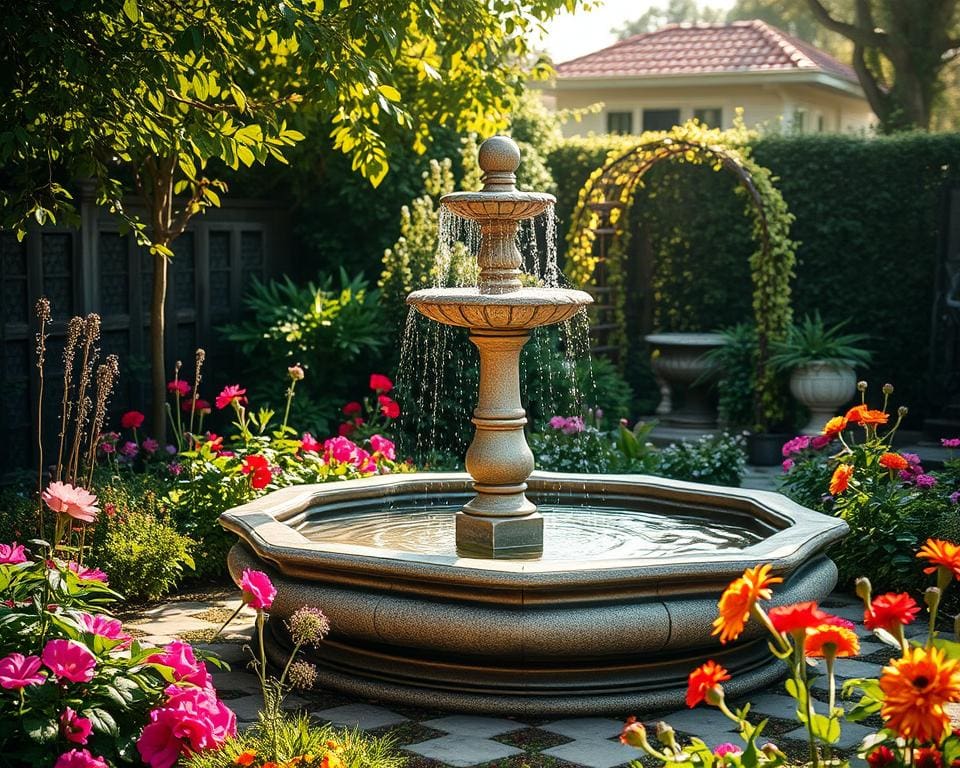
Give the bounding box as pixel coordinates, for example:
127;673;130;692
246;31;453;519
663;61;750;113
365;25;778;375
24;716;58;743
122;0;138;22
85;707;119;737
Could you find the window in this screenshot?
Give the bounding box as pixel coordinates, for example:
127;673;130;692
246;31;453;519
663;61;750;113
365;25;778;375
693;107;723;127
606;111;633;135
642;108;681;131
792;108;807;133
817;114;825;132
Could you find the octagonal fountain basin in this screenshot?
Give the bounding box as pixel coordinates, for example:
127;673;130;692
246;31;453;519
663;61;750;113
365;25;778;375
221;472;847;716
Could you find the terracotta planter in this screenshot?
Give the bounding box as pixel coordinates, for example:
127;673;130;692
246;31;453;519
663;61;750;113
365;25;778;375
790;361;857;435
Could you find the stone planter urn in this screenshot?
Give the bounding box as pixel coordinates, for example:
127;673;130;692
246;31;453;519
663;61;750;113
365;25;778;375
790;360;857;435
645;332;726;428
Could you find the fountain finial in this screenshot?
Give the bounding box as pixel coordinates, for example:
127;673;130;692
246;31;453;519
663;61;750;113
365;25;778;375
478;135;521;192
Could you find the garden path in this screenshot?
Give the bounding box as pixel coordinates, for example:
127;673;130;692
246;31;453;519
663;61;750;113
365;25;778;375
125;589;892;768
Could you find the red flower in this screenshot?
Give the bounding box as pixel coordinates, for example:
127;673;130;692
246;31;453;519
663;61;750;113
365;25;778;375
342;402;362;416
216;385;247;410
167;380;190;397
378;395;400;419
301;433;320;453
867;746;897;768
241;455;272;489
879;452;909;471
686;660;730;708
369;374;393;393
865;592;920;633
768;602;828;635
182;398;211;414
917;748;944;768
205;433;224;453
821;614;856;630
338;422;355;437
120;411;144;430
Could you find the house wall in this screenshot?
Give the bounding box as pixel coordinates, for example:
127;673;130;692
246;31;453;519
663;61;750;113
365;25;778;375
547;81;874;136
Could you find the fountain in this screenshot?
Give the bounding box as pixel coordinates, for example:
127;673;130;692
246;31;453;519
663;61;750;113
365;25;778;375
221;136;846;715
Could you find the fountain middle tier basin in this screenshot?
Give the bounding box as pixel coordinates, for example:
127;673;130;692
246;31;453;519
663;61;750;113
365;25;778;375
221;472;846;716
406;287;593;330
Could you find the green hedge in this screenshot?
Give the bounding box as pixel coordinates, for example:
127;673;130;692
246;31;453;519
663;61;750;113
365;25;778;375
548;132;960;419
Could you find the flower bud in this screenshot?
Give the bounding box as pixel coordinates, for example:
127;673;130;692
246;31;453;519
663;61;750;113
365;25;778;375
898;406;908;417
925;586;941;613
882;383;894;395
655;721;677;749
857;381;868;392
762;743;786;760
705;684;725;707
288;364;305;381
855;576;872;607
619;717;647;748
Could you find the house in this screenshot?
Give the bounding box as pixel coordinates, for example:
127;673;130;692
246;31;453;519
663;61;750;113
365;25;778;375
542;20;874;135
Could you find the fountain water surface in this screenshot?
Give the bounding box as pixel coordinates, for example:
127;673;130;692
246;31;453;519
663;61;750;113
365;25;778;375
221;136;846;715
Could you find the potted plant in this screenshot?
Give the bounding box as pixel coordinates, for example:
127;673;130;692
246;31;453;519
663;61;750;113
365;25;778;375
770;312;871;435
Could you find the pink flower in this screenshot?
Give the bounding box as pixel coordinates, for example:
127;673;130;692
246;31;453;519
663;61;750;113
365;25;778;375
781;435;811;457
782;459;794;472
378;395;400;419
548;416;567;430
42;482;99;523
66;561;109;583
120;440;139;458
342;401;362;415
42;639;96;683
240;569;276;611
353;448;376;473
942;438;960;448
811;434;832;450
78;613;131;646
288;364;305;381
142;437;159;454
301;433;321;453
120;410;144;429
917;474;938;489
714;743;743;757
369;373;393;393
0;653;45;689
54;749;108;768
215;384;247;410
182;398;211;414
147;640;212;688
100;441;115;455
324;436;358;464
137;687;236;768
370;434;396;461
61;707;93;744
167;380;190;397
241;455;272;489
0;542;27;564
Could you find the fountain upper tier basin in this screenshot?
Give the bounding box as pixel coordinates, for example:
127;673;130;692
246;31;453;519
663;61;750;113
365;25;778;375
406;286;593;330
441;190;555;221
221;472;846;715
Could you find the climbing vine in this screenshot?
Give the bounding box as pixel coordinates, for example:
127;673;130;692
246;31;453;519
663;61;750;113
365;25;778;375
564;120;797;430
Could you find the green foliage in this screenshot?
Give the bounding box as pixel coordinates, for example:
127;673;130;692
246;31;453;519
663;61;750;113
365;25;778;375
221;271;386;437
184;714;403;768
770;312;872;370
705;324;764;430
654;433;748;487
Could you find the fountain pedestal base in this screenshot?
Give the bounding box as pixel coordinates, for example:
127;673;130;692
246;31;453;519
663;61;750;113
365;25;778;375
456;509;543;555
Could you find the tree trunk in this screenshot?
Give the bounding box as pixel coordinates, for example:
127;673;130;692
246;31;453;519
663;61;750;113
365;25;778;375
151;249;169;444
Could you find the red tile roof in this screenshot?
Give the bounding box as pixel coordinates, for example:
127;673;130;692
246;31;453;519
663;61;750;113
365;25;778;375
556;20;858;85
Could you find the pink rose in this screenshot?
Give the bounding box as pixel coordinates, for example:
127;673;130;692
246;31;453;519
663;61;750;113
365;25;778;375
137;687;236;768
370;434;396;461
61;707;93;744
240;569;276;611
0;542;27;564
78;613;131;646
54;749;108;768
0;653;45;689
42;639;96;683
147;640;212;688
324;436;358;464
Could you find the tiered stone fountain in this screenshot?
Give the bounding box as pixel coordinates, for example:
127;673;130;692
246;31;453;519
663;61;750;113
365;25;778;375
221;136;846;715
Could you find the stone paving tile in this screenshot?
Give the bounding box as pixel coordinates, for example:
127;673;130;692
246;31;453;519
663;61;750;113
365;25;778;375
423;714;524;738
541;717;626;740
141;601;221;617
211;670;261;695
195;642;249;664
831;659;884;679
855;641;887;657
404;734;523;767
784;720;875;751
656;707;739;738
128;617;219;636
542;738;640;768
314;702;408;731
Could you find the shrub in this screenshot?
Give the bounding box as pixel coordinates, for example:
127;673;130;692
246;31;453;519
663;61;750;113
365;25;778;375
531;416;655;474
654;433;748;487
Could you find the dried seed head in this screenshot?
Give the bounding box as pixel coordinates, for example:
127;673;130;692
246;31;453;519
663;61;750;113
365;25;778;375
287;606;330;647
857;381;868;392
35;297;51;324
882;383;894;395
287;660;318;691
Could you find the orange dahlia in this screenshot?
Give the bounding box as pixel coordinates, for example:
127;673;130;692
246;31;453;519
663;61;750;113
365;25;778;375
711;565;782;644
918;538;960;580
879;645;960;743
879;452;909;471
768;601;828;635
823;416;848;437
829;464;854;495
864;592;920;633
804;623;860;658
686;660;731;708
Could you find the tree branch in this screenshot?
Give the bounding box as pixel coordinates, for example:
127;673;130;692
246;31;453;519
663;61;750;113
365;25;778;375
852;42;889;123
804;0;886;48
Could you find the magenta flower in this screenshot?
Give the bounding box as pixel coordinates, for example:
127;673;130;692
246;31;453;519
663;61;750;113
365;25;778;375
54;749;108;768
120;440;139;458
215;384;247;410
78;613;131;646
0;653;45;689
66;561;109;584
147;640;212;688
369;373;393;393
353;447;376;474
782;459;794;473
42;639;96;683
950;491;960;505
142;437;159;454
561;416;585;435
714;743;743;757
137;686;236;768
0;542;27;565
61;707;93;745
240;568;276;611
41;481;99;524
916;474;938;489
810;434;832;450
781;435;811;457
167;380;190;397
370;434;396;461
942;438;960;448
301;432;321;453
324;436;358;464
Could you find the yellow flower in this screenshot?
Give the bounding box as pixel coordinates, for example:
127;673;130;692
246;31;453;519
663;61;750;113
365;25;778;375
879;645;960;743
711;565;782;644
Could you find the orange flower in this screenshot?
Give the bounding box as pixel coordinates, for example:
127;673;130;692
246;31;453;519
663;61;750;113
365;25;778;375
829;464;854;495
235;752;257;767
880;645;960;743
686;660;731;708
321;755;344;768
768;602;828;635
864;592;920;633
711;565;782;644
879;452;909;471
804;623;860;658
822;416;848;436
846;404;889;426
918;538;960;580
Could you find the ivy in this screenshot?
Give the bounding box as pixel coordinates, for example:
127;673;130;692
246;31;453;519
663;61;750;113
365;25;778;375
563;119;797;430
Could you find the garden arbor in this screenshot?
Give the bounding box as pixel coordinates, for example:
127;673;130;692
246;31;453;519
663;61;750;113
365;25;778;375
565;123;797;429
